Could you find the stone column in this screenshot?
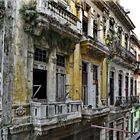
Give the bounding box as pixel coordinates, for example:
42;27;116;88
113;121;117;140
73;43;82;100
88;63;95;107
88;7;94;38
128;72;131;96
47;48;56;102
114;69;119;102
122;72;126;97
108;64;110;105
101;58;108;106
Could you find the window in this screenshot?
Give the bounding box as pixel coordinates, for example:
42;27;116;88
117;26;123;45
93;65;99;107
33;69;47;99
82;62;88;105
131;78;133;96
125;33;128;48
83;16;88;36
110;71;114;105
109;17;115;33
118;74;122;97
57;54;65;67
93;65;98;81
82;3;90;36
135;80;137;96
93;20;98;40
34;48;48;63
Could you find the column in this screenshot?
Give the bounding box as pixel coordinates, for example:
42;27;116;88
122;72;126;97
100;128;106;140
88;63;95;107
108;64;110;105
47;49;56;102
73;44;82;100
113;121;117;140
101;58;108;106
128;72;131;96
88;7;94;38
114;69;119;103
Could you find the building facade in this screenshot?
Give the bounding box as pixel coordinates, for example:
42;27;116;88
0;0;139;140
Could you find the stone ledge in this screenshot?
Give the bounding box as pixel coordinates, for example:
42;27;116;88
9;123;32;135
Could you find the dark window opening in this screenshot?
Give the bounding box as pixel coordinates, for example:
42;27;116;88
117;27;123;45
82;62;88;105
83;16;88;36
57;55;65;67
109;17;115;33
131;78;133;96
118;74;122;97
33;69;47;99
93;20;98;40
82;3;89;36
34;48;48;63
110;71;114;105
125;33;128;49
93;65;99;107
93;65;98;81
125;76;129;97
135;80;137;96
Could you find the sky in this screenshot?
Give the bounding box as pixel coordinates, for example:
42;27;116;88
120;0;140;39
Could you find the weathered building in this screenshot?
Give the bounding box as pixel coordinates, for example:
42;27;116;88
106;1;139;140
129;32;140;135
0;0;139;140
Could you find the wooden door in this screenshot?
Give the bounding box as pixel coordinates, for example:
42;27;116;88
82;62;88;105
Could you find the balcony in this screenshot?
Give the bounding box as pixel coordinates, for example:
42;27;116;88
36;0;81;36
135;62;140;75
115;96;139;108
111;43;137;68
31;100;81;133
80;36;109;56
82;106;110;120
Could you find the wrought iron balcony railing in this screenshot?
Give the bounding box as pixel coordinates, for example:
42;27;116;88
115;96;139;107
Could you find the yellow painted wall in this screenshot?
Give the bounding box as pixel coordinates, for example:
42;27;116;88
80;48;108;103
73;44;82;100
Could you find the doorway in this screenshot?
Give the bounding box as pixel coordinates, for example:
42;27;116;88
93;65;99;107
82;62;88;105
33;69;47;99
110;71;114;105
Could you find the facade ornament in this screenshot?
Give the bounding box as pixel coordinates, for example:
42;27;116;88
16;106;25;116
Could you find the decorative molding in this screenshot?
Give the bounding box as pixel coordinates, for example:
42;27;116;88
15;106;25;116
9;123;32;134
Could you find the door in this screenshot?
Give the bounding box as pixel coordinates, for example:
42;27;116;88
33;69;47;99
118;74;122;97
110;71;114;105
82;62;88;105
56;72;65;101
93;65;99;107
